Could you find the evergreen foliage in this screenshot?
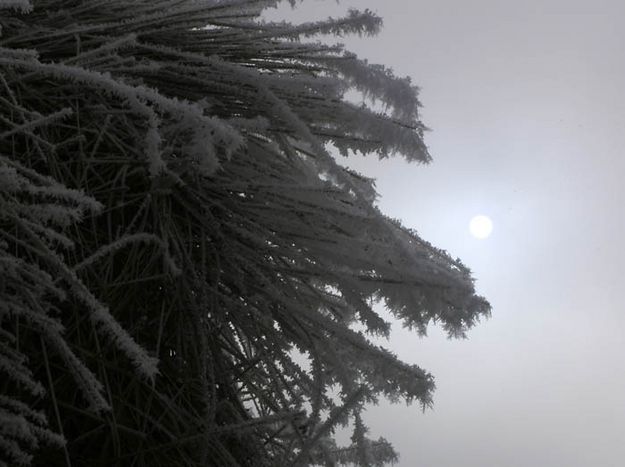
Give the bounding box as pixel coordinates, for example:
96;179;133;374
0;1;490;465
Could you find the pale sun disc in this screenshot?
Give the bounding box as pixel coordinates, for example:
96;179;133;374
469;215;493;239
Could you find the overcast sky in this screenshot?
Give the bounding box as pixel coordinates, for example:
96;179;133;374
268;2;625;465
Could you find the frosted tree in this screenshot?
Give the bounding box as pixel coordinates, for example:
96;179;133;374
0;1;490;466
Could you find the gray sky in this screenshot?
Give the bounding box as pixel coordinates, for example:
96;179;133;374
268;1;625;465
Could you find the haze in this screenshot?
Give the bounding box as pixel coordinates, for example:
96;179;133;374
268;2;625;466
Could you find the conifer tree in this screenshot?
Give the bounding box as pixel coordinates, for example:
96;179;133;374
0;1;490;465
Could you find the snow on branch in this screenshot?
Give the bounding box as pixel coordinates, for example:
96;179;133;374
0;1;489;465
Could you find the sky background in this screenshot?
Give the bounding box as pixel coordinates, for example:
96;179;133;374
267;2;625;465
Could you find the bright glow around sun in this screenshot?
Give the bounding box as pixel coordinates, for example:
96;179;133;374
469;215;493;239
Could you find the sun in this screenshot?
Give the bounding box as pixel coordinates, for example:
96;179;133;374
469;215;493;239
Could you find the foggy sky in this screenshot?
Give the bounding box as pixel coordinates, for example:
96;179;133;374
268;2;625;465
